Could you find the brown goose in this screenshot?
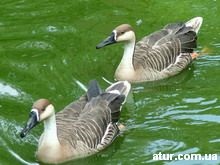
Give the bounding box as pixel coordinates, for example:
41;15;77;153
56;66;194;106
20;80;131;164
96;17;203;83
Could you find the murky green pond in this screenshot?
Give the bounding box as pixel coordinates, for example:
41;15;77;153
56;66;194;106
1;0;220;165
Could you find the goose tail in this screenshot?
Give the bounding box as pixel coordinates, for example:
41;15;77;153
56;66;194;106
87;80;102;101
105;81;131;97
102;81;131;122
185;17;203;34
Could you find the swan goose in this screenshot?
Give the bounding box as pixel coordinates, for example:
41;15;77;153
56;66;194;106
20;80;131;164
96;17;203;83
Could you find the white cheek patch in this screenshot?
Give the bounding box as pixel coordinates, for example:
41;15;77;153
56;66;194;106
31;108;40;121
113;30;117;41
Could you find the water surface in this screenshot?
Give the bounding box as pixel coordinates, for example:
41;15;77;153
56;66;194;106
1;0;220;165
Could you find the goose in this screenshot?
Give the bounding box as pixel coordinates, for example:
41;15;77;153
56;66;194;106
20;80;131;164
96;17;203;83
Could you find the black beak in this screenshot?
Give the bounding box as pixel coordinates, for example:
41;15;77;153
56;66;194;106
96;32;116;49
20;110;39;138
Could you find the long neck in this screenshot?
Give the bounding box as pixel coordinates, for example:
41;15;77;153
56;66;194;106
118;38;136;70
39;113;59;146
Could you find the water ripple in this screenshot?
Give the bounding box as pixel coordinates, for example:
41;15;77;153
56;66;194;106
0;117;39;164
144;139;185;155
16;40;53;50
0;117;37;145
182;97;205;104
172;114;220;124
209;139;220;143
8;148;39;165
159;107;208;118
200;98;218;105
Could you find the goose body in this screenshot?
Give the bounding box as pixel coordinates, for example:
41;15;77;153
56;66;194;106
20;80;131;164
96;17;203;83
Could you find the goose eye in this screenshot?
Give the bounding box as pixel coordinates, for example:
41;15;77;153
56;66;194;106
121;31;125;34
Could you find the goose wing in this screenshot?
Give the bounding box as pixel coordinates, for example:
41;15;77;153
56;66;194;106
56;80;102;123
56;92;125;151
133;22;197;72
55;80;102;144
56;81;128;152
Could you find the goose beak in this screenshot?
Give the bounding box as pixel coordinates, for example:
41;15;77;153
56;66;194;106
96;32;116;49
20;110;39;138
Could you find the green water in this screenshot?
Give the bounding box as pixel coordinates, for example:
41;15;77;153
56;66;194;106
0;0;220;164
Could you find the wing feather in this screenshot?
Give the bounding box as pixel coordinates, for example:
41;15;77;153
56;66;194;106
133;22;196;73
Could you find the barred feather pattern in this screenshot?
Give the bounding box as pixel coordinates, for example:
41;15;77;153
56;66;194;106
55;95;120;155
132;22;196;81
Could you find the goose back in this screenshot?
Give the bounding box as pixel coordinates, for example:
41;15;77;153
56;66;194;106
133;21;198;74
55;80;128;156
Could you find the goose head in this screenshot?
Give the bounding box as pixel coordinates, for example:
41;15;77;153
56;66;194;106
96;24;135;49
20;99;54;138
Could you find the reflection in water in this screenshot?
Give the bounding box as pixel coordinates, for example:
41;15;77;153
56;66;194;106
8;149;39;165
144;139;185;155
74;79;87;91
183;97;205;103
0;82;20;97
209;139;220;143
0;82;32;104
0;136;38;165
172;114;220;124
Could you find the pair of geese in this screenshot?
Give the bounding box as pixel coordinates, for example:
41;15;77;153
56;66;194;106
20;17;203;164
